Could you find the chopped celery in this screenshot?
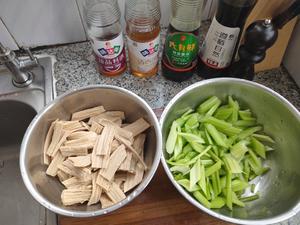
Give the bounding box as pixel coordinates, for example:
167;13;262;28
170;165;190;174
251;137;266;159
177;179;200;192
230;140;249;162
223;154;242;174
166;95;274;211
250;184;256;193
197;96;220;114
178;132;205;144
193;191;211;209
240;194;259;202
238;126;262;141
205;123;228;148
252;133;275;143
211;197;225;208
205;161;222;177
166;121;178;154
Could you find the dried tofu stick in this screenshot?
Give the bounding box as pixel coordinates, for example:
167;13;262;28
88;111;123;125
99;119;133;143
111;139;120;153
88;172;103;205
51;131;71;157
124;163;144;192
60;146;89;157
46;151;65;176
64;135;97;147
114;172;127;189
69;154;92;167
130;134;146;171
58;159;91;180
57;170;70;182
115;135;147;170
104;111;125;120
62;176;92;189
67;131;97;140
118;151;132;172
90;121;104;134
96;173;112;192
95;126;115;155
81;121;90;130
43;119;58;165
124;118;150;137
47;122;64;156
106;182;126;203
71;106;106;121
91;136;104;168
61;121;83;131
100;145;127;181
61;189;92;206
100;193;114;208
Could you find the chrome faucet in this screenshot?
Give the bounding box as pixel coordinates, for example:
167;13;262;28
0;42;39;87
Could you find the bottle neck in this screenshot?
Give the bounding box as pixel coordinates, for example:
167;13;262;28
272;0;300;29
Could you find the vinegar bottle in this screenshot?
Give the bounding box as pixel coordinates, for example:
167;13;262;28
198;0;257;78
84;0;127;77
125;0;161;78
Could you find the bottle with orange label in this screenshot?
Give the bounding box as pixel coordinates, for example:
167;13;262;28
162;0;204;82
125;0;161;78
84;0;127;77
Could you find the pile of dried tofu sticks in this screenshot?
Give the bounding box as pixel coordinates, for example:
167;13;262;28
43;106;151;207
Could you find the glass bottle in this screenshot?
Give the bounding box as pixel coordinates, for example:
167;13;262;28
84;0;127;77
125;0;161;78
198;0;257;79
161;0;204;82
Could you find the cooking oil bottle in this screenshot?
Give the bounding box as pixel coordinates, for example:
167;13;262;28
125;0;161;78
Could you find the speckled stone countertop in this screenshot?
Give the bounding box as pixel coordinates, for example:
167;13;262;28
34;25;300;225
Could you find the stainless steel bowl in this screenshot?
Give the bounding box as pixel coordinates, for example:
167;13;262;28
20;85;162;217
160;78;300;225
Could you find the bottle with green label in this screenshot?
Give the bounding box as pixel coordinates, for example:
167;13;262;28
162;0;204;82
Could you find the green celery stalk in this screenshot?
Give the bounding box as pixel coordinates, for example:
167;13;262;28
215;107;233;120
198;162;207;195
232;191;245;207
204;116;242;136
226;172;233;210
190;158;201;188
205;99;221;117
250;184;256;193
193;191;211;209
211;197;226;209
230;140;249;162
223;154;243;174
170;165;190;174
184;146;212;166
205;128;214;145
232;179;249;192
205;161;222;177
239;110;256;121
197;96;220;114
237;126;262;141
251;137;266;159
205;123;228;148
252;133;275;144
185;113;199;130
206;178;212;200
190;142;205;153
240;194;259;202
177;179;200;192
178;132;205;144
234;120;257;128
174;126;183;159
166;121;178;154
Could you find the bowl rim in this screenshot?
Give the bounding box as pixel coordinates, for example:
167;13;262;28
160;78;300;225
20;84;162;217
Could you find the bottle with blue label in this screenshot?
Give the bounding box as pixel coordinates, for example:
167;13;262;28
84;0;127;77
125;0;161;78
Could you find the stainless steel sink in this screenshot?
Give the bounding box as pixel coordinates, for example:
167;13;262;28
0;56;57;225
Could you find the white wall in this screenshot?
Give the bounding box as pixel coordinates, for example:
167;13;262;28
0;0;216;50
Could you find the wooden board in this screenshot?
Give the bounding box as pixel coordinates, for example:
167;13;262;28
59;165;232;225
243;0;298;72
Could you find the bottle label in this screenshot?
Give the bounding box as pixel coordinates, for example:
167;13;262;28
127;35;160;73
91;33;126;73
200;17;240;69
165;32;199;68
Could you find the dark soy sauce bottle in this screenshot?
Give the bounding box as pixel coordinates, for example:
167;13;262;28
198;0;257;79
